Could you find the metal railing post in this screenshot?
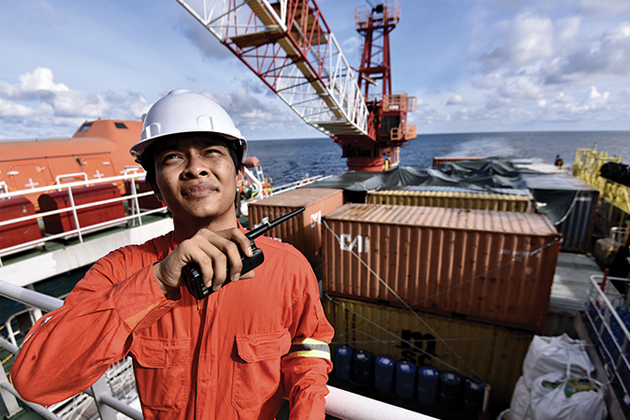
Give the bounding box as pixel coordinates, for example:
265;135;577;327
0;338;63;420
66;186;83;243
87;377;124;420
0;363;22;418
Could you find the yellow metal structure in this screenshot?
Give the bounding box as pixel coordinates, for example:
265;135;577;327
573;148;630;215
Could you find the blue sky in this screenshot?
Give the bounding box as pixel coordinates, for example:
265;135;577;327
1;0;630;140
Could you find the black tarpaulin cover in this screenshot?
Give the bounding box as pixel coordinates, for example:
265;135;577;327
303;157;592;225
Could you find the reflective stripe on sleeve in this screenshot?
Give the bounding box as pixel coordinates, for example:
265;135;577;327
286;338;331;360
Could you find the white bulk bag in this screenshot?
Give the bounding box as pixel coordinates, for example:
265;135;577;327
508;376;533;420
529;372;606;420
522;334;594;388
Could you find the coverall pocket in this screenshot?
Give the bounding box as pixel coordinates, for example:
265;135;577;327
233;330;291;411
131;336;190;410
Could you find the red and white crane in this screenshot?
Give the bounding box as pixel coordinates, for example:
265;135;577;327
176;0;416;171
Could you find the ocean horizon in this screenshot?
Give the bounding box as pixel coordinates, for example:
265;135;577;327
246;130;630;186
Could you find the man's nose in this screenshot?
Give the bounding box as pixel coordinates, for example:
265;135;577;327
184;154;209;178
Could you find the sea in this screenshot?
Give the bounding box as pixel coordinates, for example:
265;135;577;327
247;131;630;185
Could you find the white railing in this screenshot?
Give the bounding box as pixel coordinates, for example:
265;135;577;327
584;274;630;404
239;173;333;216
0;171;167;265
270;174;333;196
0;280;436;420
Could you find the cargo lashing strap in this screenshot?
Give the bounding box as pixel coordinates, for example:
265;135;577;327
321;219;477;377
322;219;563;378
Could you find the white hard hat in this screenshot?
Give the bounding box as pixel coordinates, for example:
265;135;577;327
130;89;247;162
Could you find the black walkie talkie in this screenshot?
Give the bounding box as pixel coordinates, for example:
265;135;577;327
182;206;305;299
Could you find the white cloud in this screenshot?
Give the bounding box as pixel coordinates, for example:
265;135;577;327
557;16;581;43
0;68;105;118
446;94;465;105
0;98;38;118
481;13;554;71
587;85;610;107
579;0;630;17
474;73;504;88
553;92;577;103
204;88;302;137
0;68;150;139
545;21;630;83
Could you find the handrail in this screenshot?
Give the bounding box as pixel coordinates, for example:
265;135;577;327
0;280;438;420
0;382;63;420
584;274;630;405
0;172;147;199
0;171;167;262
265;174;333;196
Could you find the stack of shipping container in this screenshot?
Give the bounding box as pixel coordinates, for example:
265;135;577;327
248;168;597;412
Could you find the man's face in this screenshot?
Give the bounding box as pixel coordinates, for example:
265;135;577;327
153;133;243;229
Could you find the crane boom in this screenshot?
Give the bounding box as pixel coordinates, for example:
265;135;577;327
176;0;416;171
176;0;369;138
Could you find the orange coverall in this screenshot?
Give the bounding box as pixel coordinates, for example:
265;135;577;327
11;231;334;420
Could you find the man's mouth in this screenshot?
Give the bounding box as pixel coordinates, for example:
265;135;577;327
182;183;217;197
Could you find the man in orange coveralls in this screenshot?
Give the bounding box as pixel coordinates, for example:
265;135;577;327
11;89;334;420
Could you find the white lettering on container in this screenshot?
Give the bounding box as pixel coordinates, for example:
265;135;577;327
339;234;369;254
310;211;321;228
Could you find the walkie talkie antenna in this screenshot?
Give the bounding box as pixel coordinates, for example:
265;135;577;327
247;207;305;240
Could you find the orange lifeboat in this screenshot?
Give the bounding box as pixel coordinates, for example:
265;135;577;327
0;119;142;192
0;119;143;207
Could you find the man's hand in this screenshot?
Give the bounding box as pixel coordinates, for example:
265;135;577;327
153;227;255;296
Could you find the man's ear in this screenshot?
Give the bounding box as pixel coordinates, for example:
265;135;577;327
236;168;244;188
147;178;163;202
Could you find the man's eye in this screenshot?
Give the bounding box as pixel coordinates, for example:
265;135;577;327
204;148;223;156
162;153;180;162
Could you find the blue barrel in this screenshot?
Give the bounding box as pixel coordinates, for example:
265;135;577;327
352;350;373;385
334;346;353;381
395;361;417;399
438;371;462;408
463;377;485;418
417;365;440;405
374;355;395;392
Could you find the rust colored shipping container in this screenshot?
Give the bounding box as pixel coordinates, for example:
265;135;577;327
324;296;531;407
367;189;535;212
0;197;42;250
39;184;126;235
248;188;344;265
432;156;483;167
322;203;562;332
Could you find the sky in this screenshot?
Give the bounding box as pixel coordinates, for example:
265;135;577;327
1;0;630;141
